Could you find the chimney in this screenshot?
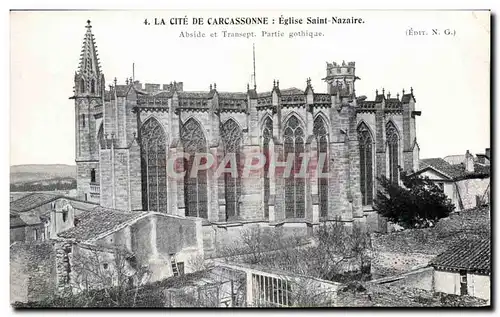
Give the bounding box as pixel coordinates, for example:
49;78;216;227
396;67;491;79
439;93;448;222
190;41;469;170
485;148;490;159
465;150;475;173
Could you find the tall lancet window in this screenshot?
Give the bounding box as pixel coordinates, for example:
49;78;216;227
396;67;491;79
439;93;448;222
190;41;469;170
80;78;85;93
313;116;329;217
386;121;400;184
97;124;104;150
284;115;305;219
358;122;374;205
140;118;168;213
181;118;208;219
221;119;242;221
262;117;273;219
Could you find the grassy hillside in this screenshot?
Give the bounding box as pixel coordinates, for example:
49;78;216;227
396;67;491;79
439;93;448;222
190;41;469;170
10;164;76;184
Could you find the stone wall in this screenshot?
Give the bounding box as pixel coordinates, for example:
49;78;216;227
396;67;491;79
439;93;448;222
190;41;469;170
10;241;57;304
373;266;434;291
456;178;490;210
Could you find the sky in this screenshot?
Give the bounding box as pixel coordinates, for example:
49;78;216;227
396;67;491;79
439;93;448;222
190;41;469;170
10;10;490;166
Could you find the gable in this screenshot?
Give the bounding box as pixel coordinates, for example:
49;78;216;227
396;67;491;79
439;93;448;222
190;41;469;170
414;167;453;181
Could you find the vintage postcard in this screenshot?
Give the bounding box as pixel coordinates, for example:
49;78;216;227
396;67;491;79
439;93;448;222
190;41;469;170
9;10;491;308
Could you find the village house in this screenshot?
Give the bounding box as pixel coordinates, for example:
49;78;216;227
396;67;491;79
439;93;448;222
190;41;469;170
10;200;205;304
9;193;98;243
412;149;490;211
431;239;491;302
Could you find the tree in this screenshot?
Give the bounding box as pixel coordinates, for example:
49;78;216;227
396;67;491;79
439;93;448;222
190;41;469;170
374;171;455;229
224;223;372;281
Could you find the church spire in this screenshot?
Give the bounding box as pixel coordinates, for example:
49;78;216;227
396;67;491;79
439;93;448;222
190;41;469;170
74;20;104;96
78;20;101;76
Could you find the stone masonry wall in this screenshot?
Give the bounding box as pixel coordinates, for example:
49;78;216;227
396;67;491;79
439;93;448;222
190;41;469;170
10;241;57;304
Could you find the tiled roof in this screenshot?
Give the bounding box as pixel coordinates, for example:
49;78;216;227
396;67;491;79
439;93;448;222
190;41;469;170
18;212;44;226
431;239;491;272
10;214;27;228
178;91;210;99
419;158;490;180
280;88;304;95
10;193;61;212
152;91;174;98
58;206;145;241
218;92;248;100
443;154;466;165
257;91;272;98
257;87;304;98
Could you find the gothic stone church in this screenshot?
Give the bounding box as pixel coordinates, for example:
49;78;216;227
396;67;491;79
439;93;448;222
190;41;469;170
72;22;421;250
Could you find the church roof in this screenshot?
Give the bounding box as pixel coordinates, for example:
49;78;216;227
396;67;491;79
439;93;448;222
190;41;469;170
178;91;210;99
218;92;248;100
58;206;146;241
257;87;304;98
281;87;304;95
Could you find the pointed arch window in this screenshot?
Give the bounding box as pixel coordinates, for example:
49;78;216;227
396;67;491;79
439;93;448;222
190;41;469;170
313;116;329;217
358;123;374;205
262;117;273;219
80;78;85;93
97;124;104;150
284;115;305;219
386;122;400;184
140;118;168;213
181;118;208;219
91;79;96;93
221;119;243;221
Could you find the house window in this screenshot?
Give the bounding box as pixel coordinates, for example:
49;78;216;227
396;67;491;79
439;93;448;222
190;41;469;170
313;116;329;217
221;119;243;221
180;118;208;219
140;118;168;213
284;115;305;219
262;117;273;219
90;168;96;183
252;273;292;307
358;123;374;205
62;210;68;222
386;122;399;184
177;262;185;276
172;260;185;277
